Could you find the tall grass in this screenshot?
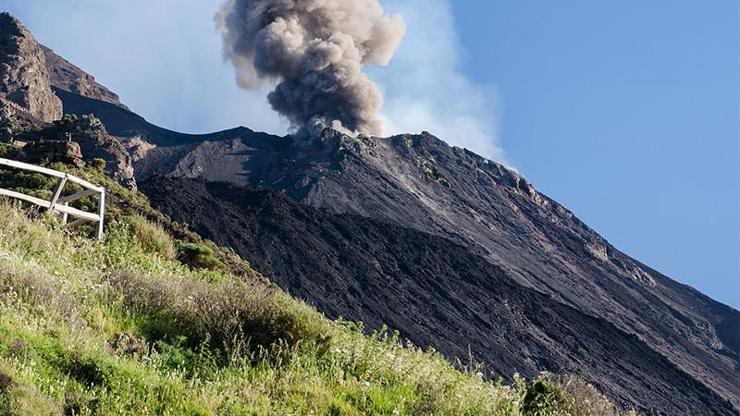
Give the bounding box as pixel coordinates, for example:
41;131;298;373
0;201;632;415
127;215;177;260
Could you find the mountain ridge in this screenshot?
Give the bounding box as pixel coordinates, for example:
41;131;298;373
41;45;128;110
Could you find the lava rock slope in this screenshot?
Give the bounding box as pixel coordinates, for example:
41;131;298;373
142;176;737;415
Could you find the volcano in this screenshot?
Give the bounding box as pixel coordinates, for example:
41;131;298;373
1;11;737;414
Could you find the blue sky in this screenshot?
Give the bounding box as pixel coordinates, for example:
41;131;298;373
4;0;738;307
452;1;739;308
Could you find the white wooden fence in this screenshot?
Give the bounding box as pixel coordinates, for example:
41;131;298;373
0;158;106;239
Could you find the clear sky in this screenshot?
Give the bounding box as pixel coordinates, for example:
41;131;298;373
452;1;739;308
4;0;738;307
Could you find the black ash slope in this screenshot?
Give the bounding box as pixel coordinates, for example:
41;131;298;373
142;176;737;416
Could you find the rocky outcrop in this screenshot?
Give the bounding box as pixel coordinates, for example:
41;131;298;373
18;114;137;189
53;115;136;189
41;45;128;110
22;139;85;168
0;98;47;142
0;12;62;123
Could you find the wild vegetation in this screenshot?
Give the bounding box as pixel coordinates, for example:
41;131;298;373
0;161;632;415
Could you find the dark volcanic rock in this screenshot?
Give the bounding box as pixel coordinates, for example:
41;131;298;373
142;176;738;416
41;45;128;110
0;12;61;122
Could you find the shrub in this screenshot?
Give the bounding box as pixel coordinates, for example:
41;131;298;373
0;169;56;198
522;379;565;416
0;368;58;416
177;242;225;271
550;375;631;416
128;215;177;260
0;371;11;414
0;260;81;327
0;143;19;158
90;158;106;172
107;270;325;360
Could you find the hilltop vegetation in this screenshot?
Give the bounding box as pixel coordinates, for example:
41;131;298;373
0;164;631;415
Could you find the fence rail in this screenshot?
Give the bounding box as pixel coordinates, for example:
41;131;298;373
0;158;105;239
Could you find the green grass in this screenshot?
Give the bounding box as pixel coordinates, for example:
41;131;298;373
0;202;515;415
0;160;634;415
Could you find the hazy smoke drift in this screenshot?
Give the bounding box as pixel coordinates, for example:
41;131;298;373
216;0;405;135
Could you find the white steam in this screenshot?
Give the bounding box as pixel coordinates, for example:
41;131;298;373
374;0;505;162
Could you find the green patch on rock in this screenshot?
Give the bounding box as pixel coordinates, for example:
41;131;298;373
416;157;451;187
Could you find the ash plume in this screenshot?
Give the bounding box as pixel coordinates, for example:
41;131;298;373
216;0;405;135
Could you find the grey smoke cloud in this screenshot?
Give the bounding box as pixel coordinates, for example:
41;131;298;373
216;0;406;135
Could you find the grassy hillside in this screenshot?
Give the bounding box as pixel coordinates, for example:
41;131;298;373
0;164;631;415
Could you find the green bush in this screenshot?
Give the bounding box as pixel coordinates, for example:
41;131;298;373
0;143;19;158
178;242;226;271
107;270;324;360
128;215;177;260
90;158;106;172
0;368;57;416
0;169;56;199
523;379;565;416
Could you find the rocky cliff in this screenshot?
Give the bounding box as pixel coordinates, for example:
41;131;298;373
0;13;136;189
26;114;137;189
41;45;128;110
0;12;61;123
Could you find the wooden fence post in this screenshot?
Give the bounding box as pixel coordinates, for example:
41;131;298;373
97;189;106;240
49;174;68;214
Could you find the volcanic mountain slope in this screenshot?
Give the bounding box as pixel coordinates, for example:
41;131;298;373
31;29;740;414
142;176;736;415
